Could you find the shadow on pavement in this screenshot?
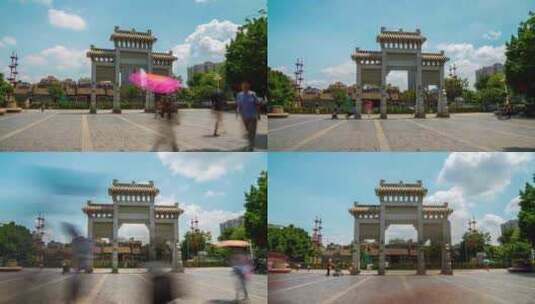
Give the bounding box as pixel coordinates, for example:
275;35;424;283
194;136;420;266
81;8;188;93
503;147;535;152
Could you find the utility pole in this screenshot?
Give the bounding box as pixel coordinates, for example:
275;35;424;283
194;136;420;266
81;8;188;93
34;214;45;267
312;216;323;247
294;58;304;108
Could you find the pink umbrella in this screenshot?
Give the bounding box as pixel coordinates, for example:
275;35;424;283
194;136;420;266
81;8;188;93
129;69;181;94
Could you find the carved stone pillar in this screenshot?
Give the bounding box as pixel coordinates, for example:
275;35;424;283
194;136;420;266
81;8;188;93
415;51;426;118
90;61;97;114
378;204;386;275
354;61;362;119
113;49;121;114
437;62;450;118
441;220;453;274
380;52;388;119
352;216;361;274
112;204;119;273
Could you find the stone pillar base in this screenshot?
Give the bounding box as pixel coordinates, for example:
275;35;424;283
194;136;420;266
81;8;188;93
417;268;426;275
350;269;360;275
144;108;156;113
378;268;385;275
90;108;97;114
436;112;450;118
414;112;426;119
112;267;118;274
112;108;122;114
380;113;387;119
354;113;362;119
441;269;453;275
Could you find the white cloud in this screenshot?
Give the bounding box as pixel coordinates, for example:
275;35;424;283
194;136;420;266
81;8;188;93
204;190;225;197
426;186;471;244
321;60;354;85
0;36;17;48
483;30;502;40
436;43;505;87
24;45;88;70
118;224;150;244
428;153;532;244
386;71;408;91
505;196;521;217
479;214;505;245
385;225;417;243
172;44;191;65
158;152;245;182
437;152;532;198
48;9;87;31
172;19;239;67
273;66;292;77
181;203;243;239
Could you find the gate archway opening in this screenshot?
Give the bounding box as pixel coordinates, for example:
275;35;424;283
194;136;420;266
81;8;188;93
352;27;450;119
83;180;183;273
349;180;453;276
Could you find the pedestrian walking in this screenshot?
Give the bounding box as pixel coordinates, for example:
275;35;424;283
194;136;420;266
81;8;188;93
236;81;260;151
211;88;226;136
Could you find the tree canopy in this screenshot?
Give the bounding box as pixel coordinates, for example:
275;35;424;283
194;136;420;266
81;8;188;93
218;225;247;241
268;224;313;262
180;230;211;260
244;171;267;250
518;175;535;246
0;73;13;106
0;222;35;266
267;68;295;108
505;11;535;101
225;13;267;97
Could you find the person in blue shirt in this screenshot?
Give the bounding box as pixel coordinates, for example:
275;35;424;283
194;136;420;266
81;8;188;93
236;81;260;151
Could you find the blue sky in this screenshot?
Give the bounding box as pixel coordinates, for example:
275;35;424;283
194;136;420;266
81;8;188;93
0;0;265;83
0;152;266;244
268;152;535;245
269;0;535;89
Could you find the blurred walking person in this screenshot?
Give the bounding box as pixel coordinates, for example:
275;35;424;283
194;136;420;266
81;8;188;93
211;88;226;136
236;81;260;151
231;252;252;303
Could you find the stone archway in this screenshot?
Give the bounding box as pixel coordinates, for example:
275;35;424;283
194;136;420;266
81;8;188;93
348;180;453;275
352;27;450;119
83;180;183;273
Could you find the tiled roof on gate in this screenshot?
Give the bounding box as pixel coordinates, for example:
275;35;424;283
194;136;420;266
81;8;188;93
152;52;177;61
86;47;115;58
108;180;159;195
377;28;426;43
110;26;156;42
422;52;449;63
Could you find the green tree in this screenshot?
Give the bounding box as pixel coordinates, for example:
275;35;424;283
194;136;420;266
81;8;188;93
460;230;491;262
244;171;267;250
268;224;313;262
48;82;65;104
0;73;13;106
225;12;267;97
505;11;535;102
121;84;141;101
180;230;211;260
475;74;490;91
267;68;296;108
518;175;535;246
0;222;36;266
187;71;224;103
445;76;469;102
400;90;416;105
218;225;247;241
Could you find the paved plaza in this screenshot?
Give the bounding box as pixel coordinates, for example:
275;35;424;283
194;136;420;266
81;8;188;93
268;113;535;151
0;109;267;151
269;269;535;304
0;267;267;304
